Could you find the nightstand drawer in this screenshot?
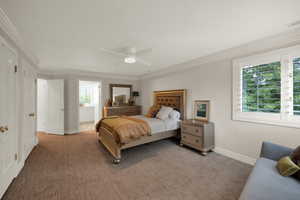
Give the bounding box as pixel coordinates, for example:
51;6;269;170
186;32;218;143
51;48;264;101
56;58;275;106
181;133;202;148
181;125;203;136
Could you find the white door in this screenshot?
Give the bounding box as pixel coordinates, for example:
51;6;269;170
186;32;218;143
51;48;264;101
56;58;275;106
47;80;64;135
23;67;36;158
0;40;18;198
94;83;101;123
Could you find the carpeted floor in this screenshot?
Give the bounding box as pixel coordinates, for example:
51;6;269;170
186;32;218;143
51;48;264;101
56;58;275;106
2;131;252;200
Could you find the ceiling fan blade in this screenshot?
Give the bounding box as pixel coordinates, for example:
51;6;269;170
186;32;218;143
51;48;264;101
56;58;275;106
136;48;152;56
136;57;151;66
98;48;127;57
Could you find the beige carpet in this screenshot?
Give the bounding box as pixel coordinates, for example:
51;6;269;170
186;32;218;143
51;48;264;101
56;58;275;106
2;131;252;200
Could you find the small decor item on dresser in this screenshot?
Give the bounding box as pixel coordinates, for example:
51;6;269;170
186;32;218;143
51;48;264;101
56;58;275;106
128;97;135;106
131;91;139;105
105;98;112;107
194;100;210;121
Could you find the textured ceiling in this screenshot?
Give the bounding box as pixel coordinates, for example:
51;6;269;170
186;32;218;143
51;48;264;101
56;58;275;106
0;0;299;76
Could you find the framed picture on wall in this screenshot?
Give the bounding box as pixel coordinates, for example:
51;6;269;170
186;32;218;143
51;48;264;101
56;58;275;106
194;100;210;121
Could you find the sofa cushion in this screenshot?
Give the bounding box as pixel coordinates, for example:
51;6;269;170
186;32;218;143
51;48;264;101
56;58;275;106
276;156;300;176
239;158;300;200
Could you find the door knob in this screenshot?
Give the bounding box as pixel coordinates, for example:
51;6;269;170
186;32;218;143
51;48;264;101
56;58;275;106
29;113;35;117
0;126;7;133
0;127;5;133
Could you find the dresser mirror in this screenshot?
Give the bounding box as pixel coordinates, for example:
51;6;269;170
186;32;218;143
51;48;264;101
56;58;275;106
110;84;132;106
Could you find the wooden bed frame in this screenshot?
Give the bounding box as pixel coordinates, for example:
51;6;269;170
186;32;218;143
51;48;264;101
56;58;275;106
97;89;186;163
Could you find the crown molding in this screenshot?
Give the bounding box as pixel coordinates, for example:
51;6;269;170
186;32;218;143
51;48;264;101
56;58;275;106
0;7;39;68
37;68;140;81
140;28;300;80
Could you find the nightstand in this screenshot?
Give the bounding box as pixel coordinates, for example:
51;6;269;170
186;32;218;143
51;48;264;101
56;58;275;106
180;119;214;155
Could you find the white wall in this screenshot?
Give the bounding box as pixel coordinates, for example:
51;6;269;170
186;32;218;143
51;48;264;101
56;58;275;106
140;31;300;164
80;106;94;123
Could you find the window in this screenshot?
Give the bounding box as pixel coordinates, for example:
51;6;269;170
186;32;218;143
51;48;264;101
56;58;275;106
233;45;300;128
242;61;281;113
79;86;94;106
294;58;300;115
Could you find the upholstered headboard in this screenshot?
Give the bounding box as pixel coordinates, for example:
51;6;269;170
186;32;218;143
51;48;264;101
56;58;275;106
153;89;187;120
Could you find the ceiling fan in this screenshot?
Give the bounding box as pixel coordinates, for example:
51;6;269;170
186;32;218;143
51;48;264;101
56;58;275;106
99;47;152;66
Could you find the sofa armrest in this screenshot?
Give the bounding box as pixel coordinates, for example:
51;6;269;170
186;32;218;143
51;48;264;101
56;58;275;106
260;142;293;161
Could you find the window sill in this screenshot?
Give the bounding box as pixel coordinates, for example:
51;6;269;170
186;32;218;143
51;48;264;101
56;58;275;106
233;113;300;129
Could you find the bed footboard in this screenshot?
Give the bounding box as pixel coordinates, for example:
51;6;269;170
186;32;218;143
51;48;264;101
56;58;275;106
98;127;121;163
98;127;178;164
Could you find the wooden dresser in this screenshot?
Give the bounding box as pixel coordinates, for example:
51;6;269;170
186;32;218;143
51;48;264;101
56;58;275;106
180;119;214;155
103;106;142;117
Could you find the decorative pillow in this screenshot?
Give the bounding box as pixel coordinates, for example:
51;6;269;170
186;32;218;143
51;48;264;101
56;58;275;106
169;110;181;120
276;156;300;176
290;146;300;165
290;146;300;180
156;106;173;120
145;105;161;118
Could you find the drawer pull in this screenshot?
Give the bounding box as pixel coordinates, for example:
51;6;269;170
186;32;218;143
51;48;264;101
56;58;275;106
182;135;186;138
195;129;199;132
195;139;199;143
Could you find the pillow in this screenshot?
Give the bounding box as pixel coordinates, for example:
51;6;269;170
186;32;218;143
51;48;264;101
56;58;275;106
145;105;161;118
290;146;300;165
290;146;300;180
169;110;181;120
276;156;300;176
156;106;173;120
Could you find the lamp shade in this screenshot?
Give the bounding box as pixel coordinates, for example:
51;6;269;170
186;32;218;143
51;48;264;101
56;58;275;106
132;91;139;97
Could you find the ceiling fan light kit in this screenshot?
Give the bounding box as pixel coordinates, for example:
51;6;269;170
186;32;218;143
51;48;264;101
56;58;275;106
124;56;136;64
99;47;151;65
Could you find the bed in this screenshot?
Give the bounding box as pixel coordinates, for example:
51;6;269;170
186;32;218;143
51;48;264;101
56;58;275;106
97;89;186;163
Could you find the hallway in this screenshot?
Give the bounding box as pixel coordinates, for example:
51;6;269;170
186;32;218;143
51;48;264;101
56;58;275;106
79;122;95;132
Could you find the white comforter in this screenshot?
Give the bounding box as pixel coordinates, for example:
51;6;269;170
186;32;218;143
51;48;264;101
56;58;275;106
134;115;180;134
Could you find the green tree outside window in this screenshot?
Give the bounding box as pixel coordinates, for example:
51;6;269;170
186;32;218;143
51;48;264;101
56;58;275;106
293;58;300;115
242;61;281;113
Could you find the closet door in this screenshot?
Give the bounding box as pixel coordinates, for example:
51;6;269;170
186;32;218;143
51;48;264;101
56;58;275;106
0;40;18;198
23;65;36;158
47;79;64;135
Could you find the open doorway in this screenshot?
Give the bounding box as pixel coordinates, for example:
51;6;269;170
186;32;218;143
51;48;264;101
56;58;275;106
37;79;65;135
79;80;101;132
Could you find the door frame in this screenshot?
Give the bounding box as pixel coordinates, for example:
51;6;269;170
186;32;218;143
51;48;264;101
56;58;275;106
78;80;102;131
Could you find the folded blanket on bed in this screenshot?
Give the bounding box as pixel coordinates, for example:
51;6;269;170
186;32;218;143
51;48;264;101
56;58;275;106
96;116;151;145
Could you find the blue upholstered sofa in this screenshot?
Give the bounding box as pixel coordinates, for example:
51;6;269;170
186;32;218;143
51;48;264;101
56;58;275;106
239;142;300;200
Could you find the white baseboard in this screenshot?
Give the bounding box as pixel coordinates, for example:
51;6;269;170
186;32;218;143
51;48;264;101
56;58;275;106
44;128;65;135
37;128;46;132
214;147;256;166
0;140;37;199
64;129;80;134
80;121;94;124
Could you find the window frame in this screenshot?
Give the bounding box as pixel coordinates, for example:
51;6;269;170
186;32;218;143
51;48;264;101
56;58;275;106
232;45;300;128
79;85;95;106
